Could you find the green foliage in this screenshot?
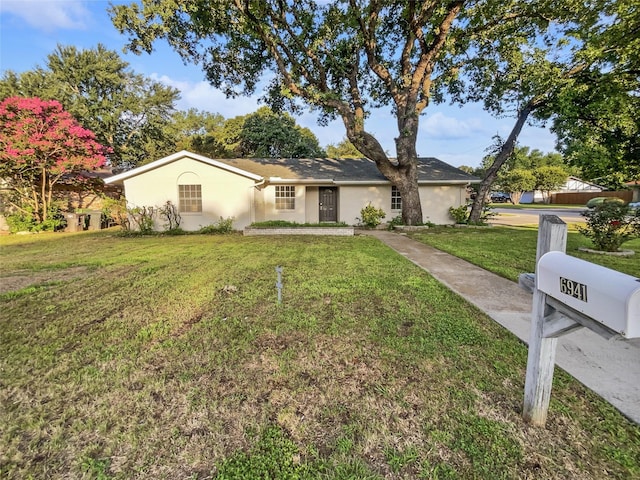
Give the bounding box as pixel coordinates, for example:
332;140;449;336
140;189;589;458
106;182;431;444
387;215;404;229
127;206;155;234
6;207;65;233
551;0;640;188
326;137;363;158
219;107;325;158
448;205;469;224
198;217;235;234
359;203;386;228
467;205;496;226
578;203;640;252
171;108;228;157
250;220;348;228
0;44;179;168
534;165;568;202
101;197;129;229
497;169;536;204
79;456;110;480
215;426;316;479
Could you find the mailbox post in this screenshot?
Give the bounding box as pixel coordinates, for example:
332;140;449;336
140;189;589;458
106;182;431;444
522;215;568;426
520;215;640;426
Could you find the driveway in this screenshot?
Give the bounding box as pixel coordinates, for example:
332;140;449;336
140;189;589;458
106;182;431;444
491;207;587;226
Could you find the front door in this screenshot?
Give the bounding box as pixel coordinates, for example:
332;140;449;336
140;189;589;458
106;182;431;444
319;187;337;222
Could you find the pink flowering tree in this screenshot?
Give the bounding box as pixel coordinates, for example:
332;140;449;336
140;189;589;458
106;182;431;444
0;97;108;226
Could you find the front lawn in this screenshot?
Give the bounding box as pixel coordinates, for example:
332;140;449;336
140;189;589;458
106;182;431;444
410;225;640;280
1;231;638;478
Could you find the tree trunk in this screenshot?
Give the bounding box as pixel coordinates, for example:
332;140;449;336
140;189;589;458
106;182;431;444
343;116;423;226
39;168;47;223
468;103;534;224
510;191;523;204
394;114;423;226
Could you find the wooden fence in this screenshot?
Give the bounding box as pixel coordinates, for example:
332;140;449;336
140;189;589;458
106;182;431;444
551;191;632;205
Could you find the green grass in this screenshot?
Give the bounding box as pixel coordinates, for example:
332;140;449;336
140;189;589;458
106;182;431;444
1;230;639;479
410;225;640;280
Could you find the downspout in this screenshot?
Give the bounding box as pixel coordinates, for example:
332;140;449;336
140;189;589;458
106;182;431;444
250;178;267;224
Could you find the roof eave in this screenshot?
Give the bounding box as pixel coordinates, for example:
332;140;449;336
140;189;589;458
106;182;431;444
104;150;264;184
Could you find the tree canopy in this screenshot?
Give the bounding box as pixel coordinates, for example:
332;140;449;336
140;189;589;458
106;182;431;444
110;1;636;223
551;0;640;188
226;107;326;158
326;138;364;158
0;97;108;226
0;44;180;169
111;0;532;224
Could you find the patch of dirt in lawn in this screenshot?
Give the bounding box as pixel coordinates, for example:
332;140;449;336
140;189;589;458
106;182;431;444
0;266;91;294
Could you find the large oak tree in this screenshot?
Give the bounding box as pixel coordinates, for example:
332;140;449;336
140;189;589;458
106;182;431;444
111;0;557;225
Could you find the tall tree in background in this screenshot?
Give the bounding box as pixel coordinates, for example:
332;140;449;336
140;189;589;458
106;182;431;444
171;109;228;158
444;1;604;222
217;107;325;158
449;0;638;221
552;0;640;188
326;137;364;158
0;44;179;169
0;97;108;224
111;0;560;225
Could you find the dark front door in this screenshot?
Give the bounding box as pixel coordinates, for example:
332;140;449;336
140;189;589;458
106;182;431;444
319;187;337;222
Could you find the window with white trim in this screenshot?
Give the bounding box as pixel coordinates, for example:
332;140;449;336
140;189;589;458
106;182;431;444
275;185;295;210
391;186;402;210
178;184;202;213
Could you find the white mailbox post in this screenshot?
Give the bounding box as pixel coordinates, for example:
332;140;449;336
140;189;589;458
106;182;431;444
519;215;639;427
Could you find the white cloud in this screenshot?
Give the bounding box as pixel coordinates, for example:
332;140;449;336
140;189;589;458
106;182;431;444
0;0;91;31
421;111;484;139
150;74;264;118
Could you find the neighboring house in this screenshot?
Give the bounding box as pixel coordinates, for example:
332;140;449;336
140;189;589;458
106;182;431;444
54;169;122;212
520;176;603;204
0;168;121;233
104;150;479;231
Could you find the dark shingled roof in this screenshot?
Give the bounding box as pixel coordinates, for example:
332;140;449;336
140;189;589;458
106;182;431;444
215;157;478;183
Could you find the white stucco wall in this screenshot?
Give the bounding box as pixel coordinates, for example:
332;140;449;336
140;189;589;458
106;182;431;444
338;184;465;225
122;157;256;231
259;184;309;224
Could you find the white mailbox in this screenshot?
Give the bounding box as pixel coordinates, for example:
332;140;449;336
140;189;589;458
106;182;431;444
537;251;640;338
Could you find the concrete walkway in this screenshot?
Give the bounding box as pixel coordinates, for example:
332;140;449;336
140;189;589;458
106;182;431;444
362;230;640;424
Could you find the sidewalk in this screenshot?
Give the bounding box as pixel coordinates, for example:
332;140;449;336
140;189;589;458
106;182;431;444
362;229;640;424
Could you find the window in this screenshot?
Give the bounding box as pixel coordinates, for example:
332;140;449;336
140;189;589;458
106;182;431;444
179;184;202;213
275;185;295;210
391;186;402;210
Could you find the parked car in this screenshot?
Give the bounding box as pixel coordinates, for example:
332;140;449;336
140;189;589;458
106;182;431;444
585;197;626;208
490;192;511;203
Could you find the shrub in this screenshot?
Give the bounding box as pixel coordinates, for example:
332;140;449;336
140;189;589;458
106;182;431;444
101;197;129;229
199;217;234;234
250;220;348;228
128;206;155;234
359;203;386;228
578;203;640;252
449;205;468;224
388;215;404;229
6;206;65;233
158;200;182;231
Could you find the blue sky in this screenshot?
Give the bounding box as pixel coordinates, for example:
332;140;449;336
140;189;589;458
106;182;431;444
0;0;558;168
